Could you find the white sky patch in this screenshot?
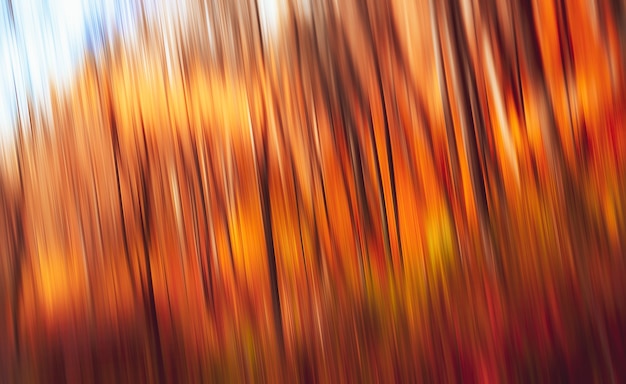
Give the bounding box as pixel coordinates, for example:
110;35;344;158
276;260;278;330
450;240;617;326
258;0;285;40
0;0;91;139
0;0;275;144
0;0;152;142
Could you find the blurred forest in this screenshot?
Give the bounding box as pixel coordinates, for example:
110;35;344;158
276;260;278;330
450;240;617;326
1;0;626;381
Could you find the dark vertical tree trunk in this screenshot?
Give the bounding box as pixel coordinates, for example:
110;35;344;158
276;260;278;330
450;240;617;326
190;136;215;312
292;8;325;280
359;0;404;271
138;126;167;383
446;0;491;234
328;16;383;280
8;3;24;358
253;0;299;354
431;0;493;270
258;131;285;356
206;140;237;282
11;134;25;359
108;105;137;297
430;0;463;205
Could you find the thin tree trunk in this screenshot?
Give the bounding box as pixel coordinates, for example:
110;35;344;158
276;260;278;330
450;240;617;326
138;127;167;383
109;104;137;297
190;136;215;312
11;122;26;360
258;128;285;356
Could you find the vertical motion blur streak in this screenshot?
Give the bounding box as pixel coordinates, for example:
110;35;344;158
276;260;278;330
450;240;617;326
1;0;625;381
